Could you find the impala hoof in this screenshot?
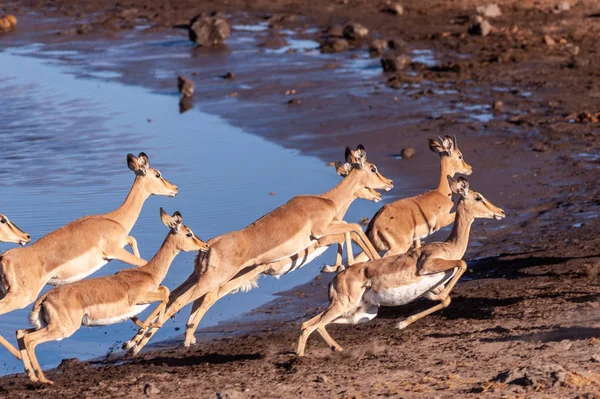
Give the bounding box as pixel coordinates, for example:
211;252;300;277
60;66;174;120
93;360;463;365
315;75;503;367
397;321;410;330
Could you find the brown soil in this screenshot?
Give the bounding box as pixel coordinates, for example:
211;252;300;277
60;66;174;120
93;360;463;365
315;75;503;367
1;0;599;397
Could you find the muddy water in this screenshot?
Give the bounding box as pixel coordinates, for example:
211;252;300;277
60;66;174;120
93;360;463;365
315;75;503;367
0;50;383;375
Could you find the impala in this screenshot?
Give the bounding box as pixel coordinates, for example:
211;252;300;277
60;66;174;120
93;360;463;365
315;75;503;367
297;176;505;356
0;152;177;360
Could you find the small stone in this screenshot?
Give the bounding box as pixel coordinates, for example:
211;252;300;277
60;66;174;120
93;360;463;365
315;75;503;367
591;354;600;362
258;37;288;49
381;52;412;72
144;383;161;396
320;38;349;53
388;38;408;51
368;39;388;56
343;23;369;41
221;72;236;79
492;101;504;111
0;14;17;32
543;35;555;46
316;374;330;383
384;3;404;15
188;14;230;46
476;4;502;18
287;98;302;105
565;43;579;56
554;1;571;12
177;75;195;98
469;20;492;36
400;147;416;159
326;24;344;37
532;143;552;153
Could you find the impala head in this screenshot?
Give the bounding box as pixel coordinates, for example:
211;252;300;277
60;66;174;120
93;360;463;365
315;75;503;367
430;135;472;176
0;215;30;246
160;208;209;253
449;176;505;220
335;145;393;200
127;152;178;197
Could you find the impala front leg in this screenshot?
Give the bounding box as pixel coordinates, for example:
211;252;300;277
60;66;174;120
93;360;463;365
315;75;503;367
126;236;141;258
107;247;147;267
318;221;379;262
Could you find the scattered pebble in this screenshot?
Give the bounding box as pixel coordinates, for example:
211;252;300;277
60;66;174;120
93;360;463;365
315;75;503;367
221;72;236;79
144;383;161;396
383;3;404;16
343;23;369;41
320;37;349;53
401;147;416;159
188;14;230;46
381;52;412;72
315;374;330;383
177;75;195;98
532;143;552;153
326;24;344;37
476;4;502;18
543;35;556;46
565;43;579;56
554;1;571;13
0;14;17;32
285;89;296;95
388;38;408;51
287;98;302;105
492;100;504;111
368;39;388;56
469;19;492;36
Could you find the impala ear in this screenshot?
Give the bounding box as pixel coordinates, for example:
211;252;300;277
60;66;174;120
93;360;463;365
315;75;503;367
335;161;352;177
429;138;444;154
344;146;353;164
442;135;454;154
354;145;367;168
127;152;150;175
160;208;181;231
448;175;469;197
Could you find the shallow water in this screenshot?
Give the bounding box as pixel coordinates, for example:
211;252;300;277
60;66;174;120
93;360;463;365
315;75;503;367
0;50;382;375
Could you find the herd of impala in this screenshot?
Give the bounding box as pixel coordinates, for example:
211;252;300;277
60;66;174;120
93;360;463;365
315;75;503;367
0;136;505;384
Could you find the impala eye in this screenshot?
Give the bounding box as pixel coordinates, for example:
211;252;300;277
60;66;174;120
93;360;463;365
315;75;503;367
0;219;6;224
155;171;161;178
186;233;193;238
370;166;377;173
458;155;463;160
476;196;483;202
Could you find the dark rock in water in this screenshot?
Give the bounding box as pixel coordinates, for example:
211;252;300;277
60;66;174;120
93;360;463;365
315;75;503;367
221;72;236;79
258;37;288;49
177;75;195;98
388;38;409;52
343;23;369;41
401;147;416;159
179;96;194;114
320;37;349;53
189;14;230;46
381;52;412;72
287;98;302;105
368;39;388;56
326;24;344;37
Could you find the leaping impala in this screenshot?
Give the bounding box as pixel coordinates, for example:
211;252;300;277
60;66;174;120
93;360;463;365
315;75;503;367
0;152;177;360
0;215;30;247
297;176;505;356
124;145;393;355
17;208;208;384
322;135;472;273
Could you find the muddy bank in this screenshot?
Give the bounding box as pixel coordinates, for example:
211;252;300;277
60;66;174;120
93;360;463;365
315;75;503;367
0;0;599;397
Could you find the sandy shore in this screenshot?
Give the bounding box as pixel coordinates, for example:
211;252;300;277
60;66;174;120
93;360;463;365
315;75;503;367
1;0;599;397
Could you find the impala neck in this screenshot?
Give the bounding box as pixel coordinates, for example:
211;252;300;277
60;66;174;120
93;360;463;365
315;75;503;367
437;156;455;198
141;234;180;285
107;176;149;233
445;200;473;258
321;170;361;218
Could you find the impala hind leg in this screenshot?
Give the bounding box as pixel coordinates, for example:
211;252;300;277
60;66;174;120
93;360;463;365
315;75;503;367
19;324;73;385
297;302;348;356
397;259;467;330
0;292;36;360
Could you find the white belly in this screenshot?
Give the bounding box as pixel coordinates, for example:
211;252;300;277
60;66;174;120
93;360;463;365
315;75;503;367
83;304;150;327
271;245;330;276
48;250;109;286
364;269;455;307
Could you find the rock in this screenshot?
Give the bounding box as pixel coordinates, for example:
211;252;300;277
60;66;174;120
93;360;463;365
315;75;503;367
388;38;408;51
476;4;502;18
287;98;302;105
554;1;571;12
320;38;349;53
177;75;195;98
400;147;416;159
469;20;492;36
216;390;243;399
258;37;288;49
565;43;580;56
492;101;504;111
315;374;330;383
543;35;556;46
57;358;82;371
343;23;369;41
221;72;236;79
532;143;552;153
591;354;600;362
496;364;568;389
188;14;230;46
326;24;344;37
381;52;412;72
383;3;404;15
368;39;388;56
0;14;17;32
144;383;161;396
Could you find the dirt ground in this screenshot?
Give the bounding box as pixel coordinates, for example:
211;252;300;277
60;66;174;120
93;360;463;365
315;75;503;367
1;0;599;397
